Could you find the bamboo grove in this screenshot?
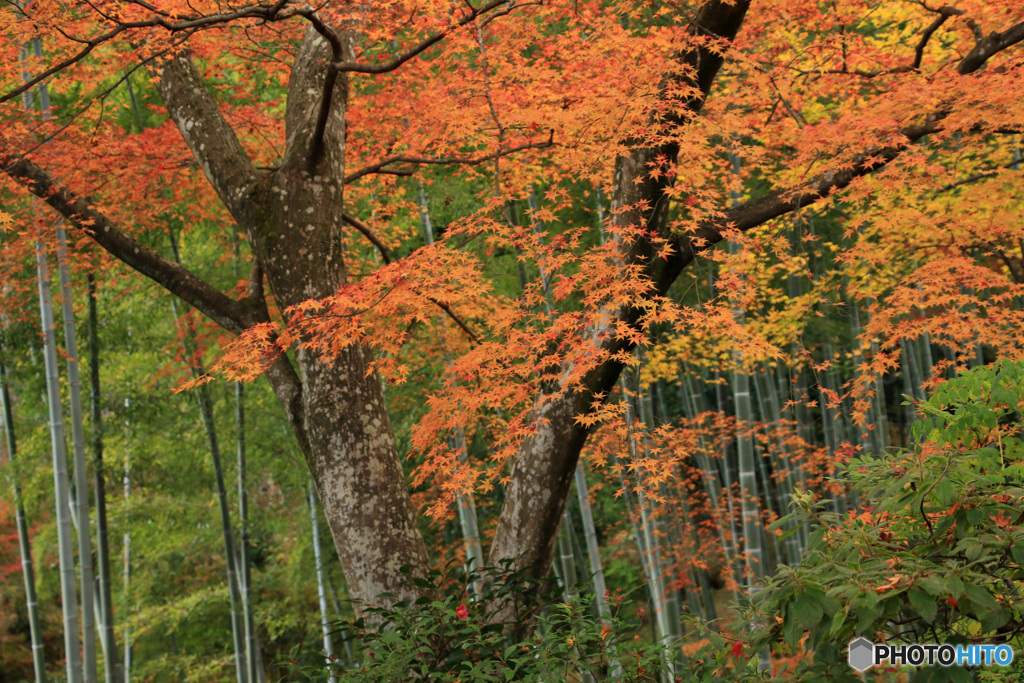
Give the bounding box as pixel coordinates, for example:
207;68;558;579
0;0;1022;679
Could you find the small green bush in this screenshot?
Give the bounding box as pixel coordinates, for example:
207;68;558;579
279;562;669;682
746;360;1024;681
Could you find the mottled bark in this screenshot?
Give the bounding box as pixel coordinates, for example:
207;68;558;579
154;29;428;607
488;0;751;580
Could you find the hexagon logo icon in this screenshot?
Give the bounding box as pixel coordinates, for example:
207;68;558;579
848;637;874;671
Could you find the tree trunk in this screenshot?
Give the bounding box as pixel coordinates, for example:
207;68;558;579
56;226;99;683
152;30;431;608
0;364;47;682
488;2;751;583
86;274;122;683
36;239;83;683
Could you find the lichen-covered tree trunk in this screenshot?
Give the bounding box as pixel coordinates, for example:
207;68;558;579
153;29;429;608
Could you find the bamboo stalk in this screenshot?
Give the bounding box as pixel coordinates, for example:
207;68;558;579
55;227;99;683
233;232;261;683
168;234;247;683
309;483;336;679
235;382;260;682
122;394;132;681
0;363;47;682
37;238;83;683
86;275;121;683
728;152;770;671
621;372;676;680
752;371;801;565
574;462;611;622
22;36;82;683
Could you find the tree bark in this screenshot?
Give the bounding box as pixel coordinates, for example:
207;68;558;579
488;0;752;582
153;29;429;607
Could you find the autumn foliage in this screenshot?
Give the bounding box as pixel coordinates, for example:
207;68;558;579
0;0;1023;676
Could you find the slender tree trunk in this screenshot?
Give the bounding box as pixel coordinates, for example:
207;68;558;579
232;230;263;683
309;483;336;679
86;275;122;683
0;363;47;682
22;36;82;683
56;227;99;683
122;395;131;681
235;382;260;682
574;463;610;621
195;368;247;683
36;239;83;683
168;232;250;681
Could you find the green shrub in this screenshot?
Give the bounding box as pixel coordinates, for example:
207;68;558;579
279;562;668;681
746;360;1024;681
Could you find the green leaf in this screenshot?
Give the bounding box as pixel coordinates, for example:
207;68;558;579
828;607;848;638
934;479;956;507
782;609;803;648
909;588;938;623
963;584;998;613
792;592;824;631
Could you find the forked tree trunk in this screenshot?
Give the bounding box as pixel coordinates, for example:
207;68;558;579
9;3;748;615
152;32;430;608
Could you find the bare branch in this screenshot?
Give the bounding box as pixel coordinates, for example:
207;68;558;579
912;7;960;69
1;152;250;334
340;212;480;342
427;297;479;344
935;158;1022;194
329;0;514;75
2;0;295;104
343;133;555;184
341;211;392;264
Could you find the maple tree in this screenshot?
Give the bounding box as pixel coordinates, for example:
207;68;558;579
1;0;1022;631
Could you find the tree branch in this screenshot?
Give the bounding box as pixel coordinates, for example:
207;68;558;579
426;298;479;344
341;211;392;264
2;0;294;104
1;152;249;334
154;50;260;222
935;158;1021;194
340;212;480;342
487;0;752;582
342;133;555;184
297;0;519;170
912;8;960;69
330;0;514;75
957;19;1024;74
702;17;1024;247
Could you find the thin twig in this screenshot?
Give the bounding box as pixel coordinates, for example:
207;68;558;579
343;133;555;184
